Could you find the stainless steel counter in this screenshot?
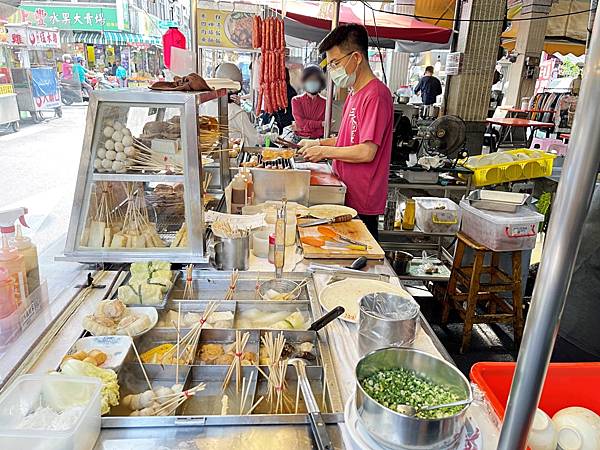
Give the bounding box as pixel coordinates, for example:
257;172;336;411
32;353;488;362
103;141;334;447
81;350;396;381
2;258;489;449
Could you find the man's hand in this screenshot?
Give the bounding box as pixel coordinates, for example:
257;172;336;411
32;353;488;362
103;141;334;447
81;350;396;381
300;145;328;163
230;94;241;105
298;138;320;152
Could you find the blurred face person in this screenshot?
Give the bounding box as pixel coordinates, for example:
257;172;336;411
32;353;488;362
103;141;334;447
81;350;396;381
303;72;324;95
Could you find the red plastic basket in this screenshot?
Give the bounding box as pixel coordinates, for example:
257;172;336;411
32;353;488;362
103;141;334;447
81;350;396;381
470;362;600;420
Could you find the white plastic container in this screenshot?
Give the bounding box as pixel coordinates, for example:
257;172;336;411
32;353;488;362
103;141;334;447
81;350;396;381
460;200;543;251
414;197;461;234
0;374;101;450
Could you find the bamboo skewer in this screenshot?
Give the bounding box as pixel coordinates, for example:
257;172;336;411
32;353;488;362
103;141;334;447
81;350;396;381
239;372;254;414
282;278;310;300
246;396;264;415
182;264;194;300
222;331;250;391
224;269;239;301
175;301;181;384
127;332;152;391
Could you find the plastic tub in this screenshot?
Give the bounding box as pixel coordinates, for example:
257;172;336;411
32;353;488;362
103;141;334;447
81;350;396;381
414;197;461;234
470;362;600;420
460;200;543;251
0;374;102;450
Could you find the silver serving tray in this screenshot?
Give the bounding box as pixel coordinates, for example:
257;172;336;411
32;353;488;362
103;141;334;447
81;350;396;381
112;270;180;310
466;190;530;213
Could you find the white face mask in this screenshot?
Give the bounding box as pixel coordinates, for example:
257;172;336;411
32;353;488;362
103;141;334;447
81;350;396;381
304;80;321;94
330;54;357;88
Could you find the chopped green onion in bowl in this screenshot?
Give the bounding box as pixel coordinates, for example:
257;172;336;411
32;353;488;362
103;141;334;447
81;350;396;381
360;368;465;419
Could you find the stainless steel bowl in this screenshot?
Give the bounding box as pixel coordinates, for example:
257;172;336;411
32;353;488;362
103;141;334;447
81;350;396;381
258;279;300;301
355;347;472;449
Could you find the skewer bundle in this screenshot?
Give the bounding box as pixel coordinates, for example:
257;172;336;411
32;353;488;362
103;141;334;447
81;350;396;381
182;264;194;300
225;269;239;301
259;332;292;413
83;182;119;248
126;138;184;174
222;330;250;392
161;300;221;363
281;278;310;301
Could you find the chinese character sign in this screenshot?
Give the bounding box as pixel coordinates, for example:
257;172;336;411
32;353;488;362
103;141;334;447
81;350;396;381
17;4;124;32
197;9;254;49
7;26;60;49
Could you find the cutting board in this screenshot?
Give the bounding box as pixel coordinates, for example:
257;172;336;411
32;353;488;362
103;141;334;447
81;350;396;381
298;219;385;260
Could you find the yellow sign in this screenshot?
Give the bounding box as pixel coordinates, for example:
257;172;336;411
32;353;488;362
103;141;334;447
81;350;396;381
197;9;254;49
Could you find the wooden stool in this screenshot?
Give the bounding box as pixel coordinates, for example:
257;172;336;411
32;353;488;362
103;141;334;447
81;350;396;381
442;232;524;353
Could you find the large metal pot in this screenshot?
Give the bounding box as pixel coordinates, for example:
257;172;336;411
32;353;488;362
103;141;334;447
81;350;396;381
355;347;472;449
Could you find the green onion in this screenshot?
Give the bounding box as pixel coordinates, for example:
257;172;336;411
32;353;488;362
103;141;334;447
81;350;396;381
360;368;464;419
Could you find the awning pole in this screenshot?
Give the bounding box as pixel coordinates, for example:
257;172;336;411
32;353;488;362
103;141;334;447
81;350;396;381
323;0;340;138
190;0;199;72
497;6;600;450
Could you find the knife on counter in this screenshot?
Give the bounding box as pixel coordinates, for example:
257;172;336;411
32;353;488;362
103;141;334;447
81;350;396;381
298;214;353;228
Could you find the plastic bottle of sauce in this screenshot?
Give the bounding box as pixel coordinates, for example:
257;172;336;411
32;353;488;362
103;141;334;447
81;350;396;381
0;236;28;306
231;173;247;214
242;168;254;205
402;199;416;231
0;268;17;319
11;224;39;294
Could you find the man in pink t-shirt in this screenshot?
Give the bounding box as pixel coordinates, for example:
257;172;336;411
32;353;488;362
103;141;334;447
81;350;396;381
299;24;393;239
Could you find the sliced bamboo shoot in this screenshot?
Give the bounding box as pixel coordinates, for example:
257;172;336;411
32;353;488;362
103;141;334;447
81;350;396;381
110;232;127;248
88;220;106;247
103;228;113;248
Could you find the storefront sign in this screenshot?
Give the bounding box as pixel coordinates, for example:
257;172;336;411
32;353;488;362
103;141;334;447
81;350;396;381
6;25;60;49
197;8;253;49
17;4;126;32
446;52;463;75
31;67;60;110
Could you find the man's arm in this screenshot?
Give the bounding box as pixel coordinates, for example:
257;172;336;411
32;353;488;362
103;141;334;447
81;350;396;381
414;78;423;95
301;141;377;164
319;137;337;146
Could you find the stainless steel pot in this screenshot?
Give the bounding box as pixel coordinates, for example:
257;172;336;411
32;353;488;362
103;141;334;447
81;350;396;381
358;293;419;357
208;235;250;270
355;347;472;449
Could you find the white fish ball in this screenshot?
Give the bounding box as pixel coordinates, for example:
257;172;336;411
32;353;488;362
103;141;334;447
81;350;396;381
106;150;117;161
114;142;125;152
113;121;123;131
112;131;124;142
116;151;127;161
122;128;132;136
104;119;114;127
97;148;107;159
124;146;136;157
101;158;113;169
122;136;133;147
112;161;125;172
93;158;102;169
103;126;115;137
104;140;115;150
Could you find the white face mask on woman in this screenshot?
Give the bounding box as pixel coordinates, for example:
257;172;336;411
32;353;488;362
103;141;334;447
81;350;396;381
304;80;321;94
330;53;358;89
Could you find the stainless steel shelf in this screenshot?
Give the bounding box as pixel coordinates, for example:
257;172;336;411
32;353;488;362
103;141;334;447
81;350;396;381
388;183;470;191
92;173;185;183
379;228;457;237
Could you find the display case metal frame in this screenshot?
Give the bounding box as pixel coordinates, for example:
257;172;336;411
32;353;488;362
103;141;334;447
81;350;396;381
62;88;228;263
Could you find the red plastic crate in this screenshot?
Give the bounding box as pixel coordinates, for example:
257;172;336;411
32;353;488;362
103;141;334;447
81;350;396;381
470;362;600;420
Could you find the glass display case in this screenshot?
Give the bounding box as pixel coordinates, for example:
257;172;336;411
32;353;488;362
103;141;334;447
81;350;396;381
63;88;228;263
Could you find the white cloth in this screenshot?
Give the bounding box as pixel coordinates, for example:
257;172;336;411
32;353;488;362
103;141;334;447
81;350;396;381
228;102;259;146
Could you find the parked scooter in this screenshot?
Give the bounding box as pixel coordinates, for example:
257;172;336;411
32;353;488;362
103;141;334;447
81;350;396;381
60;80;82;106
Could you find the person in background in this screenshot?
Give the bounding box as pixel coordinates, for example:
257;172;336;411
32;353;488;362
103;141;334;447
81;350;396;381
61;55;73;81
298;24;393;240
73;57;93;98
261;68;297;131
110;62;118;76
115;61;128;88
215;62;259;146
414;65;442;105
291;65;326;139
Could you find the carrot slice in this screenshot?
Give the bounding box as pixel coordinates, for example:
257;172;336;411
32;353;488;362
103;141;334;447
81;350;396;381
301;236;325;247
316;226;338;239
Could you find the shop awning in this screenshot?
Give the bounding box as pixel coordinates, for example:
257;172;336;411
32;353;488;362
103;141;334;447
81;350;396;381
73;31;161;46
277;1;452;45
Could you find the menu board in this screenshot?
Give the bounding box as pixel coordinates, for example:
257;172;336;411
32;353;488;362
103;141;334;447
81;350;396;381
197;8;253;49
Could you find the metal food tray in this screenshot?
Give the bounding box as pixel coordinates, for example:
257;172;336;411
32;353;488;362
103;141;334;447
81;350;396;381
100;271;344;428
466;190;530;213
112;270;180;310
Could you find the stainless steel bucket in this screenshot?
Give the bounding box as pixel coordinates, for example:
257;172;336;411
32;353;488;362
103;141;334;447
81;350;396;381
355;347;471;449
209;236;250;270
358;292;419;357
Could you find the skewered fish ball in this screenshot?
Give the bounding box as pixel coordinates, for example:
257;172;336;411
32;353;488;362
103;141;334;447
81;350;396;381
103;126;115;137
112;161;125;172
93;158;102;169
101;158;113;169
115;151;127;161
106;150;117;161
113;121;123;131
124;146;136;156
112;131;124;142
104;140;115;150
122;136;133;147
122;128;132;136
97;148;107;159
114;142;124;152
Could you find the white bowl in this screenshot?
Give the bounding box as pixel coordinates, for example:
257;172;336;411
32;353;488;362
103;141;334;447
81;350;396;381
70;336;132;371
527;408;557;450
553;407;600;450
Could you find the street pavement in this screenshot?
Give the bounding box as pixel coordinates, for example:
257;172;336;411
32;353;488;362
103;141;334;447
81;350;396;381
0;104;87;258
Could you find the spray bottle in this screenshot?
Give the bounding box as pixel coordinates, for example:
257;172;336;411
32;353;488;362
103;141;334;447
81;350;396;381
12;224;39;294
0;208;29;239
0;236;28;307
